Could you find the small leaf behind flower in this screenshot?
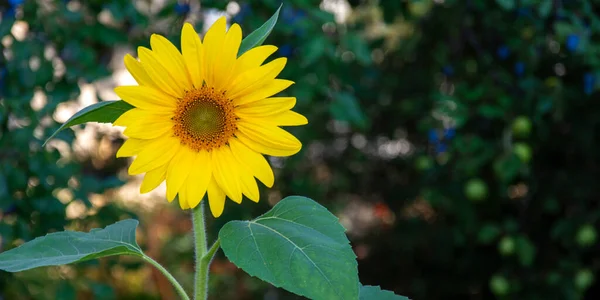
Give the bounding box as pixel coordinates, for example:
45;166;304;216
238;4;282;56
0;219;142;272
219;196;359;300
43;100;133;146
360;285;411;300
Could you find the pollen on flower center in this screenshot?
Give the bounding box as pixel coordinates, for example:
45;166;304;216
172;86;237;151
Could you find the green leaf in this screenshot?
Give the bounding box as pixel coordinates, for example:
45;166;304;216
495;0;515;10
477;224;502;244
0;219;142;272
360;285;410;300
43;100;133;146
219;196;359;300
538;0;553;17
238;4;282;56
516;236;536;267
330;92;368;129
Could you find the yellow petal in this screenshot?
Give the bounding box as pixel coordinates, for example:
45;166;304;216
165;146;197;202
115;86;176;111
138;47;184;98
114;107;169;127
181;23;204;88
202;17;227;88
238;170;260;203
236;130;301;157
212;146;243;204
178;184;191;209
118;110;173;140
235;97;296;116
150;34;191;88
116;138;151;158
123;54;156;88
207;177;226;217
213;23;242;90
185;150;212;208
140;166;166;193
128;136;180;175
234;79;294;106
227;58;287;100
244;111;307;127
228;138;274;187
179;194;190;209
237;121;302;155
233;45;278;75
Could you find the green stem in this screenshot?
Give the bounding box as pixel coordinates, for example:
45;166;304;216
203;240;221;265
142;255;190;300
194;240;221;299
192;202;210;300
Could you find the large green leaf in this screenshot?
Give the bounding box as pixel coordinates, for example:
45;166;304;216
0;219;142;272
43;100;134;146
219;196;359;300
359;285;410;300
237;4;282;56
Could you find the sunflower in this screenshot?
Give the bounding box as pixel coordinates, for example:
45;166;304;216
113;17;307;217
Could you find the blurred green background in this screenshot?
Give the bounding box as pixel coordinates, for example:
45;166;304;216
1;0;600;299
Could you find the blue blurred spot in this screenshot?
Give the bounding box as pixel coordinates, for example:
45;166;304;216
8;0;24;6
566;34;579;52
443;128;456;139
514;62;525;76
555;11;568;21
435;143;448;154
282;6;306;25
584;72;595;95
442;65;454;76
4;6;15;17
282;6;298;24
293;28;306;37
174;3;190;16
497;46;510;60
4;204;16;215
428;129;439;143
281;6;307;36
516;8;532;17
279;44;293;58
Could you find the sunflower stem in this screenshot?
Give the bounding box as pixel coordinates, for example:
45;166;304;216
142;255;190;300
192;201;214;300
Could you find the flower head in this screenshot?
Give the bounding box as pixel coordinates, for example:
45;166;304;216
114;17;307;217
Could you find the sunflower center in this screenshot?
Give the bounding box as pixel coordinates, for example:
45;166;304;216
172;86;237;151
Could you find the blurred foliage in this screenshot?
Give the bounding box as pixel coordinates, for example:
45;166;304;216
1;0;600;299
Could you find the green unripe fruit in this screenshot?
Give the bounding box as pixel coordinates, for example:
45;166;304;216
490;275;510;296
513;143;532;163
576;224;597;247
465;178;488;202
512;116;532;138
415;155;434;171
498;236;515;256
575;269;594;290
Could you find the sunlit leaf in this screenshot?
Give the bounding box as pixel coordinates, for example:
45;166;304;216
219;196;359;300
43;100;133;146
238;4;282;56
0;219;142;272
